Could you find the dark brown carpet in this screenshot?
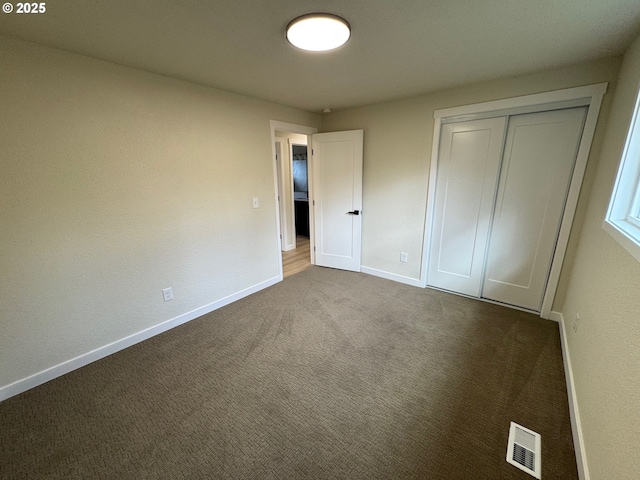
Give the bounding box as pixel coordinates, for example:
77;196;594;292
0;266;577;479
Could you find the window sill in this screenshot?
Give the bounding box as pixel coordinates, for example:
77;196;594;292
603;218;640;263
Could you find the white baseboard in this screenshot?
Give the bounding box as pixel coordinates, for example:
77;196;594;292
547;311;562;322
0;275;281;402
360;266;423;287
554;310;590;480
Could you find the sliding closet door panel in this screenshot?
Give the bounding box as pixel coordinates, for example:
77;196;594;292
482;107;587;311
428;117;506;296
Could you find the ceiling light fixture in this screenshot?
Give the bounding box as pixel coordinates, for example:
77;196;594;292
286;13;351;52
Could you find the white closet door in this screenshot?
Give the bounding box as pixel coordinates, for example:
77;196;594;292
482;107;587;311
428;117;506;296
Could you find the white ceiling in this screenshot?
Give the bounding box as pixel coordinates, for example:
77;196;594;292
2;0;640;112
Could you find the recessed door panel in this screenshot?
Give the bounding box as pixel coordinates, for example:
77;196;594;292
428;117;506;296
481;107;587;310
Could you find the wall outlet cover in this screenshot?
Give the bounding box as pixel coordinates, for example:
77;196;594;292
162;287;173;302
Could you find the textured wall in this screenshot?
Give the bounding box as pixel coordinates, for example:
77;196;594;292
0;36;319;389
561;33;640;480
320;58;621;299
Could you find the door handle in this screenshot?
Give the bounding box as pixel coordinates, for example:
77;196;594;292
347;210;360;215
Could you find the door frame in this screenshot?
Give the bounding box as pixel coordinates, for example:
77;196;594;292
274;138;289;251
421;83;608;319
270;121;318;280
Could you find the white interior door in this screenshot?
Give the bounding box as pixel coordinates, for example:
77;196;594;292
481;107;587;310
311;130;363;272
428;117;506;296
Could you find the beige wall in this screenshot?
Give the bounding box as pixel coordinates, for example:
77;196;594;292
561;34;640;480
0;36;319;390
320;57;621;302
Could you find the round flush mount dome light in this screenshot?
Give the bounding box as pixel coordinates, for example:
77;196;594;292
286;13;351;52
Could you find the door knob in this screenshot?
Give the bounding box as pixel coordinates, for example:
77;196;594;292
347;210;360;215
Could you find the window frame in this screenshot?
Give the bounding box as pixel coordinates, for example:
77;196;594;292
603;79;640;262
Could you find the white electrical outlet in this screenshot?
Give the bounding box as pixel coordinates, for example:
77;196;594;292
573;313;580;333
400;252;408;263
162;287;174;302
252;197;259;208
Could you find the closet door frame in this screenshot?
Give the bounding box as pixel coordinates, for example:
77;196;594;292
421;83;608;319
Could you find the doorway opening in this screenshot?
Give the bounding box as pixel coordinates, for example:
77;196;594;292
292;144;310;238
286;144;310;278
270;121;364;279
271;121;317;279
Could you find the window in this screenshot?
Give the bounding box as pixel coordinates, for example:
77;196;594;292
604;81;640;262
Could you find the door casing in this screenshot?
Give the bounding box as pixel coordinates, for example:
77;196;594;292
274;138;290;251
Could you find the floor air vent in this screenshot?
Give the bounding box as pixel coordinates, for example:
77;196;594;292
506;422;541;479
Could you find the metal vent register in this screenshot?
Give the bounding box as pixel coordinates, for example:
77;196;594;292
506;422;541;478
